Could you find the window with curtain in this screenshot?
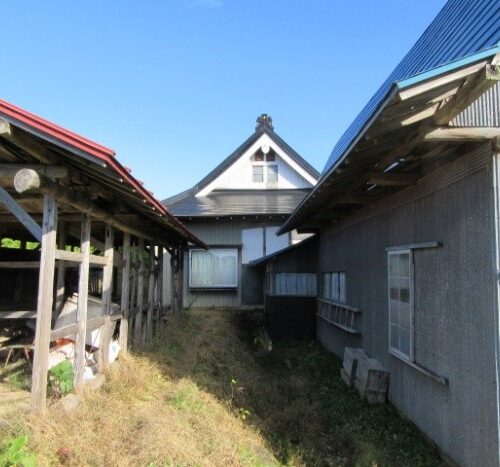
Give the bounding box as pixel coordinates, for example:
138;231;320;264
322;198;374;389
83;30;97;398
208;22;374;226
189;248;238;288
388;250;413;360
322;271;346;303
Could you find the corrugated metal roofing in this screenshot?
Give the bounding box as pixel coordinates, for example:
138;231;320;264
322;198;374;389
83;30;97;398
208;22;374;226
166;189;311;217
323;0;500;174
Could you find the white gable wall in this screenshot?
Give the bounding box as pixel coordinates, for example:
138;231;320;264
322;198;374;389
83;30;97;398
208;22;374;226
197;134;316;196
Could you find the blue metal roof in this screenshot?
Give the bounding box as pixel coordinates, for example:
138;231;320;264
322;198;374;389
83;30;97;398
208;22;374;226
323;0;500;174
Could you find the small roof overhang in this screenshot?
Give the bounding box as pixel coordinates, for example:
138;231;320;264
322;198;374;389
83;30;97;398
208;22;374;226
279;51;500;234
0;99;205;248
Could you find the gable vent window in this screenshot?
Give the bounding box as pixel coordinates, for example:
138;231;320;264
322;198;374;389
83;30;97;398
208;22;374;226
252;166;264;183
254;149;265;162
266;150;276;162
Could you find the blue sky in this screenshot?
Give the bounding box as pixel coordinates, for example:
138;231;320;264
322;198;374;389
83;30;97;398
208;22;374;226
0;0;446;199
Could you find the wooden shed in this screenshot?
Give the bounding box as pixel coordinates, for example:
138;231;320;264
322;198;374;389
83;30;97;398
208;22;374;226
0;99;203;411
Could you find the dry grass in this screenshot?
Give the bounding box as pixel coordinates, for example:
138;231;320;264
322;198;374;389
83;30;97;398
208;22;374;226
0;309;444;466
23;351;276;467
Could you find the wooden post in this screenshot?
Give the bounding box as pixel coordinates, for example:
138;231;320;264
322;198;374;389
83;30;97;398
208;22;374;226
128;243;138;345
134;238;145;347
99;225;114;370
31;195;57;412
54;221;67;318
156;248;163;335
74;216;91;389
171;248;184;314
145;245;155;342
119;232;131;353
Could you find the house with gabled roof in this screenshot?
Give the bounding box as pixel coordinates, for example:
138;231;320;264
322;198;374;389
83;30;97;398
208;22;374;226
163;114;319;309
274;0;500;465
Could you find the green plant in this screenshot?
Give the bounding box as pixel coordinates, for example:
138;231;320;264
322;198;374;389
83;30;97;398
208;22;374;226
0;435;36;467
48;360;74;397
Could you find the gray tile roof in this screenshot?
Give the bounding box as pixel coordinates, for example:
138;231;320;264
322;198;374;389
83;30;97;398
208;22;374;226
166;189;311;217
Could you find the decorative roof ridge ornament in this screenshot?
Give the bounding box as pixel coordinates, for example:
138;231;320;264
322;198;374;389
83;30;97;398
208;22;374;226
256;114;274;131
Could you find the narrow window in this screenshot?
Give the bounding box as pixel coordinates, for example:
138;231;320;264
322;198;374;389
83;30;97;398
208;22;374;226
267;165;278;183
322;271;346;303
388;250;413;360
252;166;264;183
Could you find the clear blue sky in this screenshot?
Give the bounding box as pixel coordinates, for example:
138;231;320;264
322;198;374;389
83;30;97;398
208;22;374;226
0;0;446;199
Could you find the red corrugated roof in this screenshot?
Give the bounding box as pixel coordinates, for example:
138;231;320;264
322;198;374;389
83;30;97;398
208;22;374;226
0;98;200;244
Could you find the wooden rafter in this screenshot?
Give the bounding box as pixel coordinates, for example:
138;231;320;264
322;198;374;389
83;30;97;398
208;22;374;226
368;173;418;186
433;64;500;125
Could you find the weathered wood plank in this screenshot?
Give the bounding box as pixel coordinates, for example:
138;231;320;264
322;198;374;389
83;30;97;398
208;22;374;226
0;187;42;241
99;225;114;370
134;239;145;347
433;64;500;125
55;221;67;315
73;216;91;390
424;126;500;141
368;173;419;186
119;233;131;353
14;168;163;243
31;195;57;412
145;246;155;342
0;164;67;180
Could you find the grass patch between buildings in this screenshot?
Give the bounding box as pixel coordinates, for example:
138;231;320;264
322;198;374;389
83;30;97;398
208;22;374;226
0;309;444;466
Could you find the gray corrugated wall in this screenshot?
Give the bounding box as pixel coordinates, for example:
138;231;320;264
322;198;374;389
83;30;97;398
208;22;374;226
181;220;284;308
317;144;498;467
451;81;500;127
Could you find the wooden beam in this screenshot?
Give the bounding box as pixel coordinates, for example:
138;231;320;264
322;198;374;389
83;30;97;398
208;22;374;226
31;195;57;412
134;239;145;347
0;164;67;181
337;194;376;205
424;126;500;142
119;232;131;353
397;59;489;102
0;187;42;241
368;173;419;186
0;125;58;164
73;216;91;390
14;169;163;243
0;118;11;136
433;64;500;125
99;225;114;370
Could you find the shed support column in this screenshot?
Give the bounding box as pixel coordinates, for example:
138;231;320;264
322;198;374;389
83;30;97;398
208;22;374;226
171;248;184;314
128;243;138;344
157;248;163;335
99;225;114;370
55;221;67;317
31;195;57;412
74;215;91;389
134;238;145;347
119;232;131;353
145;245;155;342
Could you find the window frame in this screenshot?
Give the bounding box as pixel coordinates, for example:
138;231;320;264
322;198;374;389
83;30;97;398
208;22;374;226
266;164;279;183
189;248;239;289
252;165;264;183
321;271;346;304
387;249;415;362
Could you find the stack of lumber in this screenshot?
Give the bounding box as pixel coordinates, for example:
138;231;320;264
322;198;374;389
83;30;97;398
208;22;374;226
341;347;389;404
